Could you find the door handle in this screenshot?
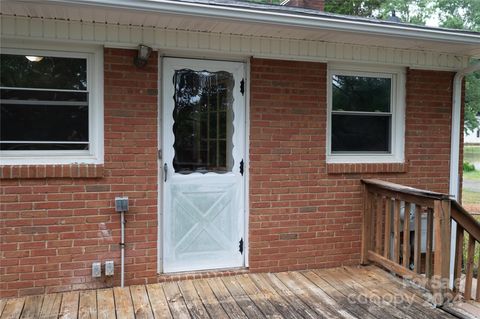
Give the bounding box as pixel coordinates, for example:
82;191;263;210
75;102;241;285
164;163;168;182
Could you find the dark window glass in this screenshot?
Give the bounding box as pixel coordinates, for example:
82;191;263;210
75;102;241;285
0;54;87;90
0;88;88;151
332;75;391;112
1;143;88;151
0;53;89;152
172;69;234;174
331;114;391;153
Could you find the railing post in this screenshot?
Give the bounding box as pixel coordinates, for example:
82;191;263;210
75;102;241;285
361;186;372;265
432;198;451;305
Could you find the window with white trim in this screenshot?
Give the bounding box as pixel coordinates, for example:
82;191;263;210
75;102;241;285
0;46;103;165
327;65;405;163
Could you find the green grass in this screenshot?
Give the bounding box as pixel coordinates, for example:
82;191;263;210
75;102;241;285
461;147;480;274
464;170;480;181
465;146;480;154
463;188;480;204
465;146;480;165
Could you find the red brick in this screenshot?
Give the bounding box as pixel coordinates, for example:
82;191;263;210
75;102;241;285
0;55;456;297
248;59;455;273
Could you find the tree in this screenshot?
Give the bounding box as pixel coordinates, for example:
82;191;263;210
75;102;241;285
464;73;480;133
435;0;480;132
325;0;434;24
436;0;480;32
324;0;382;17
377;0;435;25
252;0;480;132
325;0;480;133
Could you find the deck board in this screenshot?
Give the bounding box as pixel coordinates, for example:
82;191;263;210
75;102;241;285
163;282;191;319
78;290;96;319
303;270;377;319
220;275;264;318
234;275;284;318
146;284;172;319
205;277;247;319
113;286;135;319
39;294;62;319
275;271;348;318
130;285;155;319
0;300;7;318
58;291;79;319
193;279;229;319
20;295;43;319
260;273;318;319
340;267;451;319
326;268;417;319
96;289;115;319
0;266;474;319
346;266;451;319
1;298;24;319
177;280;209;319
249;273;303;319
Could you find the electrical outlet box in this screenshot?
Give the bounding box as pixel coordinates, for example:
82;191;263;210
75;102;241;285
115;197;129;212
105;260;114;276
92;262;101;278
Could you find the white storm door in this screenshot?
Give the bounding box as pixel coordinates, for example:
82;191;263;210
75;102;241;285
162;58;245;273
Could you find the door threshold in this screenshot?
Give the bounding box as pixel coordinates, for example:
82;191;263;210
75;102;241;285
158;267;249;281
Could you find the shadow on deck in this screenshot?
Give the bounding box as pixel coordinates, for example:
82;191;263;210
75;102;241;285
1;265;478;319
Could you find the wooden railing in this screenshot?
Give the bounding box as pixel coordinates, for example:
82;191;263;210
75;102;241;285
361;179;480;305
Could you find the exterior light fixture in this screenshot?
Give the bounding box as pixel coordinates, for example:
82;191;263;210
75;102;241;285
25;56;44;62
133;44;152;68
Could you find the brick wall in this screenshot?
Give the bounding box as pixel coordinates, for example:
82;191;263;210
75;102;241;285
0;49;159;298
248;59;455;272
0;54;456;297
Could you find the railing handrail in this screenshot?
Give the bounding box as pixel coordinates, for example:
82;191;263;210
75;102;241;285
452;200;480;242
362;179;480;305
362;179;451;200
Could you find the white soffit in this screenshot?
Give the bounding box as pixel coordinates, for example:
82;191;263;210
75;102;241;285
1;0;479;69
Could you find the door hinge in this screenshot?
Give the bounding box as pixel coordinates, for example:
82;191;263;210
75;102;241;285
158;149;162;160
239;238;244;254
240;78;245;96
239;159;244;176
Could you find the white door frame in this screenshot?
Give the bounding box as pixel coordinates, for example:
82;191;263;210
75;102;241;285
158;56;248;273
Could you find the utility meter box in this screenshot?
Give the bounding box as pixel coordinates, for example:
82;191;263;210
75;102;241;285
115;197;129;212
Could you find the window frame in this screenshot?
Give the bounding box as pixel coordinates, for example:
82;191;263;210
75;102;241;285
326;64;406;164
0;43;104;165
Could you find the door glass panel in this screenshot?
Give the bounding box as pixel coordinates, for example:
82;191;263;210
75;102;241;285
172;69;234;174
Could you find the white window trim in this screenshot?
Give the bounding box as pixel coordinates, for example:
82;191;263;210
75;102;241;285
326;63;406;164
0;43;104;165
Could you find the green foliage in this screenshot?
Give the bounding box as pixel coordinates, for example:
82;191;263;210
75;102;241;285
465;71;480;133
433;0;480;133
377;0;435;25
464;161;476;172
324;0;480;135
436;0;480;32
324;0;435;24
250;0;480;134
324;0;382;17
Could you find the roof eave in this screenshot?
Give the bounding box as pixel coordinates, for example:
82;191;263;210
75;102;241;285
40;0;480;46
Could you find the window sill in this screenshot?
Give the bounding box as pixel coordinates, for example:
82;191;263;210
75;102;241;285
326;162;408;174
0;164;104;179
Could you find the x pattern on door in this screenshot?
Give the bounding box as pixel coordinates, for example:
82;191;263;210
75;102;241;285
172;183;237;257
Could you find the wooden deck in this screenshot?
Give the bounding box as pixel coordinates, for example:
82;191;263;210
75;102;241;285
1;265;479;319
